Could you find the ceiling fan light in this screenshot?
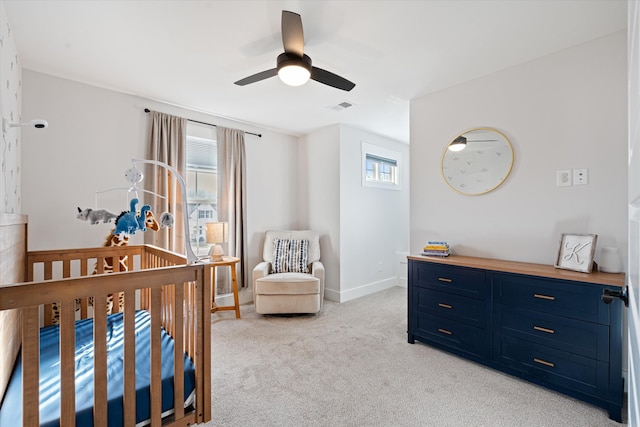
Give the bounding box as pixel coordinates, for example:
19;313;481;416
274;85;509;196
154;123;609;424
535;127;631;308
278;65;311;86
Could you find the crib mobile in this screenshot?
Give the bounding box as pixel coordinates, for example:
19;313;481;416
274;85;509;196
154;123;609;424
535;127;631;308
76;159;199;264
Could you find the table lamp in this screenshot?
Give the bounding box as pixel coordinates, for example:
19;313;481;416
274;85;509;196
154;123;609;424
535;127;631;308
206;222;228;261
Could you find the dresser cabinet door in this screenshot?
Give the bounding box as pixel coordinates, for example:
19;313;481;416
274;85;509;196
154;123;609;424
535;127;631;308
495;334;610;398
411;262;487;299
415;287;485;327
494;305;609;361
493;273;604;323
414;312;487;358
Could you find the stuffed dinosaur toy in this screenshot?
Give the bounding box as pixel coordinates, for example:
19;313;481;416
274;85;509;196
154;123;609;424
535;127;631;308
77;207;118;224
113;198;152;236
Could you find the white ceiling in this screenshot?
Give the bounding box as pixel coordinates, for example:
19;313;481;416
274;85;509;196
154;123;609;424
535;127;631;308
3;0;627;143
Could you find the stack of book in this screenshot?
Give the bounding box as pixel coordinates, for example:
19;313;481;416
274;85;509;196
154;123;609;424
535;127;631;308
422;241;450;257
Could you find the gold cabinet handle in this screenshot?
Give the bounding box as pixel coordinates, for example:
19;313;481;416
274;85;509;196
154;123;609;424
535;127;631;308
438;328;452;335
438;277;453;283
533;293;555;301
533;358;555;367
533;325;555;334
438;303;453;309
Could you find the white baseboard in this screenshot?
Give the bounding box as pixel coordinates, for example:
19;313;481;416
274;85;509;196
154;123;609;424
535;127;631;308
325;277;399;303
229;277;406;306
214;288;253;307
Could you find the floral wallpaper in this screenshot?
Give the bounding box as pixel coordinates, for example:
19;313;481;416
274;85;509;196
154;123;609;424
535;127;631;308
0;1;22;214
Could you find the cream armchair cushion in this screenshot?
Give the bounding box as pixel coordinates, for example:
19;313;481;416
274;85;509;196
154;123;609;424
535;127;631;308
253;230;325;314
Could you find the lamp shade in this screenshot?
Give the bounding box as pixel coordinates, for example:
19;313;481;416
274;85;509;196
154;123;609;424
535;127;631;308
206;222;228;261
206;222;228;244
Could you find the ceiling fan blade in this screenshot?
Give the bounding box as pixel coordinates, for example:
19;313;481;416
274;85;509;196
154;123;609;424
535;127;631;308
234;68;278;86
282;10;304;57
311;67;355;91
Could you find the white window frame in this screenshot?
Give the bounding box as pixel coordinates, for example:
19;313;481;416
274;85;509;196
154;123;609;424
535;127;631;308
361;141;401;190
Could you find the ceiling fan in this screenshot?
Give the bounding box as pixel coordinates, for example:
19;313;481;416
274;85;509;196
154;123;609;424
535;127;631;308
234;10;356;91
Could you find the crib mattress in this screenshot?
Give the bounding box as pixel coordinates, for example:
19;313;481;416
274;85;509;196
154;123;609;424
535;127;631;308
0;310;196;427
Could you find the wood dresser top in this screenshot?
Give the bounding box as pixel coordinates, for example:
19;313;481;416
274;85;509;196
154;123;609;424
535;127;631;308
407;254;625;288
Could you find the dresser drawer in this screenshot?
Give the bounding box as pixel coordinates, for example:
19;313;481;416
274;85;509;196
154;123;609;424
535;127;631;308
414;287;486;328
494;335;609;398
412;262;487;299
494;305;609;361
493;273;603;323
414;312;487;358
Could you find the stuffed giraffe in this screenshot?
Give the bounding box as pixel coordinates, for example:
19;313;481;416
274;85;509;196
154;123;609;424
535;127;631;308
50;209;160;325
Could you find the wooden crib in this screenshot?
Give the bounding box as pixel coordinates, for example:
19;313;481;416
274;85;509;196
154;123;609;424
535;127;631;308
0;214;212;426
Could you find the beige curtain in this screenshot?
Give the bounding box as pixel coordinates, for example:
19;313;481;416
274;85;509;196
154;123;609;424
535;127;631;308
217;126;248;291
145;111;187;255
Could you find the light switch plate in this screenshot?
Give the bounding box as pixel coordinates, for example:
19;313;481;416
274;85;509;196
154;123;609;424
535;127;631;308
556;169;572;187
573;168;588;185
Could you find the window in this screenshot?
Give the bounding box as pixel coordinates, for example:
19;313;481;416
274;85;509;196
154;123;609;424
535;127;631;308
365;154;398;184
361;142;401;189
186;131;217;255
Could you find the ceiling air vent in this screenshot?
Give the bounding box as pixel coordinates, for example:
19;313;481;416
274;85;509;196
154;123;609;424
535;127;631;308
328;101;354;111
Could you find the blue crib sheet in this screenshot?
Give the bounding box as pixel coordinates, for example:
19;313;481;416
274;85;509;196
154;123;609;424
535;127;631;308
0;310;196;427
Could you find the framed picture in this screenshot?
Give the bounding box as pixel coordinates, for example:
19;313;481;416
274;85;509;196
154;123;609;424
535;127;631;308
555;233;598;273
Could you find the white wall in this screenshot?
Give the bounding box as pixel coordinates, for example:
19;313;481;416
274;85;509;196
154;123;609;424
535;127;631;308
20;71;300;279
410;31;627;269
339;125;409;300
298;125;341;300
299;124;410;302
0;0;22;214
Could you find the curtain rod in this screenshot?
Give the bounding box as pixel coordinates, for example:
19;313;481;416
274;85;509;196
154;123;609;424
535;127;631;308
144;108;262;138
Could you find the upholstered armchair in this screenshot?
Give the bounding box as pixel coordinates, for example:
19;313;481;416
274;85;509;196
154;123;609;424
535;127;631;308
253;230;325;314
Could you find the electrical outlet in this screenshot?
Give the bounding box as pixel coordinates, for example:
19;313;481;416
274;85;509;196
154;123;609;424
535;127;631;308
573;168;588;185
556;169;572;187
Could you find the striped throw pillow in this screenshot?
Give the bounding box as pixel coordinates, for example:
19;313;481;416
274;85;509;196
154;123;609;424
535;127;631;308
272;238;310;273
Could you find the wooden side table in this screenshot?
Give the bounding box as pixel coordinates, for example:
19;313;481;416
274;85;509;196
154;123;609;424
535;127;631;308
209;256;241;319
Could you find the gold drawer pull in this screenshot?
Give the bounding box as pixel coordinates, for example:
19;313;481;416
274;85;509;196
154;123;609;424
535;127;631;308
438;328;452;335
534;325;555;334
438;277;453;283
438;303;453;309
533;358;555;368
533;293;555;301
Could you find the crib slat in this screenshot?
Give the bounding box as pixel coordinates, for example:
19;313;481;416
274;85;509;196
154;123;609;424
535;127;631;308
187;282;195;358
44;261;53;326
22;306;39;426
63;259;71;278
150;287;162;427
93;294;108;427
202;268;212;422
111;256;122;314
123;289;136;426
174;283;185;420
199;268;212;422
60;299;76;427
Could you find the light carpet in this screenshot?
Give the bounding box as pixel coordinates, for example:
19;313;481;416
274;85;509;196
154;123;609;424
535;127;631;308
199;286;626;427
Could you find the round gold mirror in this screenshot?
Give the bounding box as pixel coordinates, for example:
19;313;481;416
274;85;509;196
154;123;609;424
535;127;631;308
441;127;514;195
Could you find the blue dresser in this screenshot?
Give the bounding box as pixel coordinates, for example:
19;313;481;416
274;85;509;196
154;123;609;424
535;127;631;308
408;255;625;422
